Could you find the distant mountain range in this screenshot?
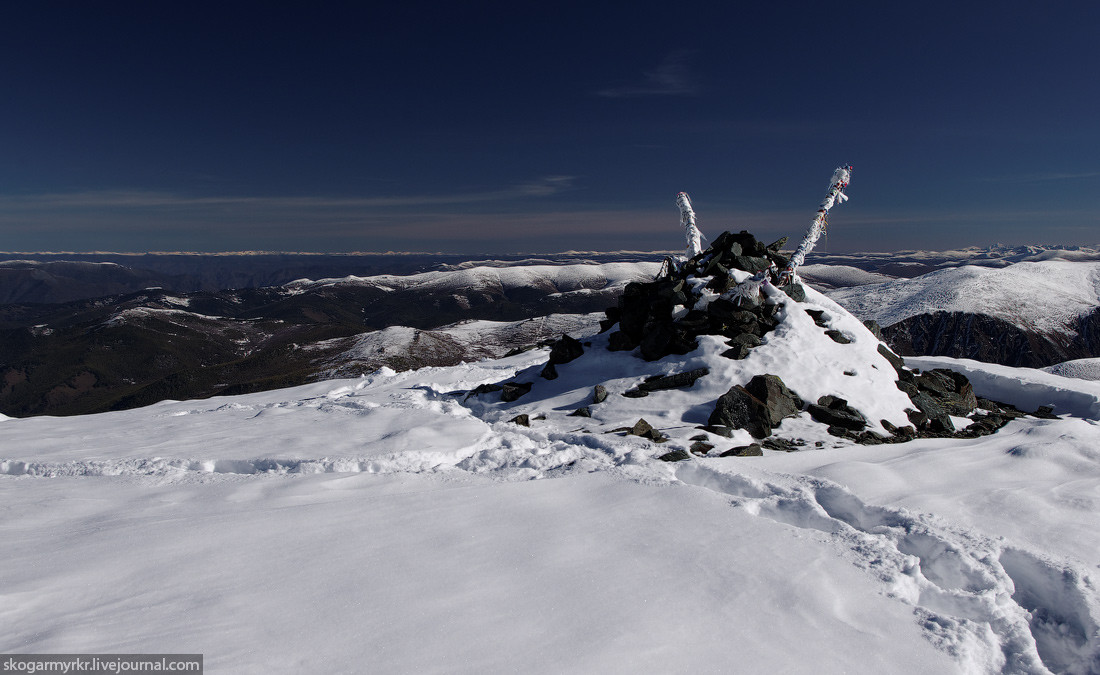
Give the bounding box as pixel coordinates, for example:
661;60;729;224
0;252;667;304
0;263;656;416
827;261;1100;367
4;243;1100;417
3;244;1097;303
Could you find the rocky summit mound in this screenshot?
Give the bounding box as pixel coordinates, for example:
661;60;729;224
463;230;1048;455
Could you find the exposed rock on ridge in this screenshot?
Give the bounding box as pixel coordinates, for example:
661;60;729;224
467;230;1045;456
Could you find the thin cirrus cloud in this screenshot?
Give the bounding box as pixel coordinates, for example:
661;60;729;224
0;176;579;214
597;51;700;98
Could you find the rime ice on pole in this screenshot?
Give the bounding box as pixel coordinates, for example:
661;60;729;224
677;191;703;259
780;166;852;285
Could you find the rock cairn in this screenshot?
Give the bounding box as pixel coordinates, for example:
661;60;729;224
483;229;1053;452
602;230;796;361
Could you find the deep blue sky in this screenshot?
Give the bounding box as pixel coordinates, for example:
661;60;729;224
2;1;1098;253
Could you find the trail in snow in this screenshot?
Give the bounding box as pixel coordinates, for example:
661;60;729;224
676;463;1100;675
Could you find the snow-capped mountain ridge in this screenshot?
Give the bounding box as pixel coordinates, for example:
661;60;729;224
826;261;1100;368
829;261;1100;335
285;261;661;297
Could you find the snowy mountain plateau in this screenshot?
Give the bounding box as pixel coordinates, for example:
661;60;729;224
3;232;1100;674
6;243;1100;419
828;261;1100;368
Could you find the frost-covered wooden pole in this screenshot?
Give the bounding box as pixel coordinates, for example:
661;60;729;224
676;191;703;258
779;165;852;285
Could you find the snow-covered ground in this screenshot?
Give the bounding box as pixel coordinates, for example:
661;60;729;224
1043;358;1100;382
285;261;663;297
827;261;1100;335
3;343;1100;673
798;263;896;289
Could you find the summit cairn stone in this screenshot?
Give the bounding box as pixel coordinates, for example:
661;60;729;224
709;374;803;439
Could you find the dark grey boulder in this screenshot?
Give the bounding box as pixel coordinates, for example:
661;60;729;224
806;395;867;431
761;438;805;452
912;368;977;416
639;368;710;392
708;385;770;438
708;373;805;441
909;390;951;429
720;444;763;457
657;449;692;462
569;407;591;418
728;333;764;349
620;418;667;443
639;322;674;361
608;331;637;352
508;414;530;427
547;334;584;365
731;256;772;273
779;282;806;302
500;382;533;402
743;374;804;429
709;374;803;439
1033;405;1059;419
689;441;714;455
464;383;502;400
806;309;829;327
895;381;919;398
877;343;906;372
906;408;928;428
592;385;608;404
855;431;888;445
721;345;751;360
928;416;956;434
766;236;788;252
915;369;954;396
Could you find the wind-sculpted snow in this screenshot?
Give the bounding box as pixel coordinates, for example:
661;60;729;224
909;356;1100;420
3;344;1100;672
676;463;1100;674
1043;358;1100;381
798;263;896;289
828;261;1100;336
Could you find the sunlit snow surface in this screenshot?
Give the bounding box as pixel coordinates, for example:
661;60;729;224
1044;358;1100;382
3;319;1100;672
828;261;1100;335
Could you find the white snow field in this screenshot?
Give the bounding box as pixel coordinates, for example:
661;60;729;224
284;261;663;298
798;263;896;289
827;261;1100;336
3;284;1100;674
1043;358;1100;382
